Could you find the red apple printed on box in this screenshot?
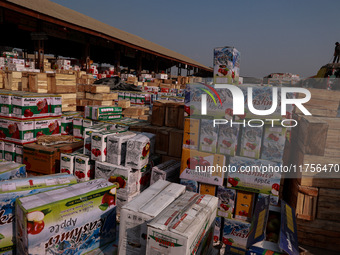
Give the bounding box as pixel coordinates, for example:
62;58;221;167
99;187;117;211
27;208;51;235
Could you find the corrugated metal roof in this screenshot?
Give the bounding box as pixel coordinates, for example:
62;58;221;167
5;0;211;70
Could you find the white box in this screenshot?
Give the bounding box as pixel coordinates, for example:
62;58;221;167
125;134;150;169
119;180;186;255
156;74;168;79
91;131;117;162
150;160;181;185
95;161;140;198
146;192;218;255
106;131;136;165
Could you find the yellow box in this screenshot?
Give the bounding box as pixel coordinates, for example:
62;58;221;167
235;191;254;221
199;183;216;196
183;118;200;150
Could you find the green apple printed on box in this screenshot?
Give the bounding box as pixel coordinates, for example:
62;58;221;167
227;156;281;205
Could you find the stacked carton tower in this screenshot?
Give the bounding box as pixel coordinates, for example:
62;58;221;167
178;47;299;255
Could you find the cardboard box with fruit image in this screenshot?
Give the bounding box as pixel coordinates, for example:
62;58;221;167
125;134;150;169
184;84;234;119
213;46;240;85
150;160;181;185
217;186;236;219
4;142;15;162
0;93;13;117
0;119;35;143
146;191;218;255
217;125;240;156
95;161;141;198
248;200;299;255
119;180;186;255
261;126;287;162
107;131;137;166
61;112;81;135
49;95;62;117
236;86;295;121
223;195;299;255
0;159;26;180
183;118;200;150
12;95;50;119
222;195;269;254
15;179;117;255
15;144;23;164
34;118;61;138
60;152;78;175
180;148;225;186
214;217;222;244
72;116;84;139
91;131;118;162
74;154;94;182
227;156;282;205
180;178;199;193
0;173;77;254
83;124;112;156
240;126;263;159
199;119;219;153
235;190;255;221
85;105;122;120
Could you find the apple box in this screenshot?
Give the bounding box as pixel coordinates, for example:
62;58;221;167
223;197;299;255
91;131;118;162
180;148;225;186
83;124;110;156
119;180;186;255
222;195;270;253
180;178;199;193
12;95;50;119
150;160;181;185
106;131;137;166
0;173;77;254
0;93;13;117
125;134;150;169
0;160;26;180
227;156;282;205
74;154;94;182
199;119;219;153
217;125;240;156
217;186;236;219
240;126;263;159
248;201;299;255
146;192;218;255
16;179;117;255
261;126;287;162
95;161;140;199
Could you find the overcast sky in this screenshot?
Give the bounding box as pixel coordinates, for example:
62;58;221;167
50;0;340;78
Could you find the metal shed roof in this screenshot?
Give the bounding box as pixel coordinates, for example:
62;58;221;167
3;0;211;71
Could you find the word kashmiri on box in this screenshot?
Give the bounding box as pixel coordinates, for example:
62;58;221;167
16;179;118;255
180;148;225;186
0;173;77;254
227;156;282;205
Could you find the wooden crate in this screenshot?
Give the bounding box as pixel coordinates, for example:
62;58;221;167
60;93;77;111
51;73;77;93
295;88;340;117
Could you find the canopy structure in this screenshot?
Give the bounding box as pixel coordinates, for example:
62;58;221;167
0;0;212;75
